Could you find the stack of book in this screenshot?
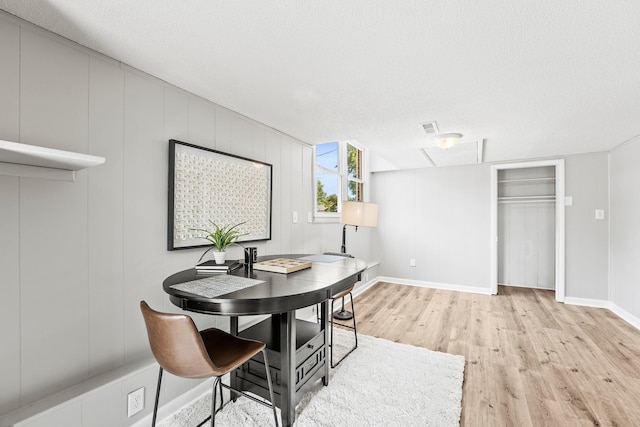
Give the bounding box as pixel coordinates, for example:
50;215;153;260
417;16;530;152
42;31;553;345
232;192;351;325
195;260;241;274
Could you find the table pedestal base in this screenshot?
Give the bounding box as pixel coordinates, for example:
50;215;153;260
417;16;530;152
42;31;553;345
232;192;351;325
234;314;328;426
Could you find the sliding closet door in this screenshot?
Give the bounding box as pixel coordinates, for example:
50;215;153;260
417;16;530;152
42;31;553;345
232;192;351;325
498;202;555;288
497;166;556;289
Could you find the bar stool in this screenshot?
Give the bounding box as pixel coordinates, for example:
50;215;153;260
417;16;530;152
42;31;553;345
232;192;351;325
140;301;279;427
320;285;358;368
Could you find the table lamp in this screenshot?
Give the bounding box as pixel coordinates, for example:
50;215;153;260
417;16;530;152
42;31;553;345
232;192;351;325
334;201;378;320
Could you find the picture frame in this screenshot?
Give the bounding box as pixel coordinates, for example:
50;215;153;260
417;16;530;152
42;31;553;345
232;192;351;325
168;139;272;250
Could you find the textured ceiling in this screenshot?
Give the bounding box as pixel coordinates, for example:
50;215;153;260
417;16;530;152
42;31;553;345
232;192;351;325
1;0;640;170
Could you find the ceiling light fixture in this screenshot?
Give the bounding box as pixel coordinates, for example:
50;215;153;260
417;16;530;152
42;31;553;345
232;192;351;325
435;133;463;150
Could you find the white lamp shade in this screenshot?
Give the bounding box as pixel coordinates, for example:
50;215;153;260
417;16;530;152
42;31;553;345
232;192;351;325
340;201;378;227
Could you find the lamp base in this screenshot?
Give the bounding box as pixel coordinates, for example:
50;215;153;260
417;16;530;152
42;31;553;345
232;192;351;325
333;309;354;320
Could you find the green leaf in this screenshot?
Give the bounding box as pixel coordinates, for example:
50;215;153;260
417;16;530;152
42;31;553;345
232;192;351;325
190;220;249;259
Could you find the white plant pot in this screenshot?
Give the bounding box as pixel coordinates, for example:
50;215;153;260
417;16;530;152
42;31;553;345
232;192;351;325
213;251;227;265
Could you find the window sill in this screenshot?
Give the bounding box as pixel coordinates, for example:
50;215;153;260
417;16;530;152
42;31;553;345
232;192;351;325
312;215;340;224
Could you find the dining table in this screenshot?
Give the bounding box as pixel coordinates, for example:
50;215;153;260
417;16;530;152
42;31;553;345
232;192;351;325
163;253;367;426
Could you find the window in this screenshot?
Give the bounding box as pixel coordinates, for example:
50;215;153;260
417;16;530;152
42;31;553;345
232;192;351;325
315;141;339;213
346;143;363;201
315;141;366;217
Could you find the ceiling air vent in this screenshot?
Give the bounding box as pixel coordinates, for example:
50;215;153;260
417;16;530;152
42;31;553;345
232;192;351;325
420;121;439;134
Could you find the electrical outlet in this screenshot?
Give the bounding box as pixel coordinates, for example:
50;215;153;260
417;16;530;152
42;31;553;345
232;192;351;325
410;258;416;267
307;212;313;223
292;211;298;223
127;387;145;417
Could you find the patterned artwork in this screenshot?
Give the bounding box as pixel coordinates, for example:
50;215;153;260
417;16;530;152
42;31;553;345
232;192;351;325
168;140;272;250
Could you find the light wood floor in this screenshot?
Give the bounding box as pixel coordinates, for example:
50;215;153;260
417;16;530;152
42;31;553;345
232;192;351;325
337;282;640;426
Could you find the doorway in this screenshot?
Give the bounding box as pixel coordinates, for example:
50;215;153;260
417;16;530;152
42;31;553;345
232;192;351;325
490;160;565;301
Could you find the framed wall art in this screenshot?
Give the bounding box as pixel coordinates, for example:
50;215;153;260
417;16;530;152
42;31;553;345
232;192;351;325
168;139;272;250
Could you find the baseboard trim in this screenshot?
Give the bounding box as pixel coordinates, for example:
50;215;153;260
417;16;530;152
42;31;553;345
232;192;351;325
608;302;640;331
376;276;493;295
540;297;640;332
564;296;610;308
352;275;379;297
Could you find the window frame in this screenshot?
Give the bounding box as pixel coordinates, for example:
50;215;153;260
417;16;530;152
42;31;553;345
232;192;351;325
313;140;368;221
345;141;365;203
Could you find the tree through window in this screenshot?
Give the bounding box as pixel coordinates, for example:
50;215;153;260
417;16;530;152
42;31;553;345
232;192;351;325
314;141;365;216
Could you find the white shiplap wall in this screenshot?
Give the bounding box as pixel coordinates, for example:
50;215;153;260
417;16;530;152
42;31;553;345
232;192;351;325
0;11;358;426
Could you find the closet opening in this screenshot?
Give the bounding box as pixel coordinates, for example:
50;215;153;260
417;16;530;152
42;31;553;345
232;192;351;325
490;160;565;302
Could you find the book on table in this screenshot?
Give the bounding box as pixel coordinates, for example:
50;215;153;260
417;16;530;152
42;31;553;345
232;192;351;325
195;260;241;272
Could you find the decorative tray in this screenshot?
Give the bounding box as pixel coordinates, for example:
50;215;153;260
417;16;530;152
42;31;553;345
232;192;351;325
252;258;312;274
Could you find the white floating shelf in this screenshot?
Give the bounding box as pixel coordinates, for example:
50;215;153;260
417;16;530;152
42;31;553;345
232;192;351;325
0;139;105;181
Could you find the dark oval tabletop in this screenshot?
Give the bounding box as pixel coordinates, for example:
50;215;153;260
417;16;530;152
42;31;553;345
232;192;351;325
163;254;367;316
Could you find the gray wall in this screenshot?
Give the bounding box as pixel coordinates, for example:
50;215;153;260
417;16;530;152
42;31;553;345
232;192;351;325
0;13;373;423
371;163;492;289
564;153;609;300
371;152;609;300
610;137;640;319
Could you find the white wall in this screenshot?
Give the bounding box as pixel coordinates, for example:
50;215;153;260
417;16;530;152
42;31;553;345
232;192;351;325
610;137;640;319
0;12;361;426
371;152;609;300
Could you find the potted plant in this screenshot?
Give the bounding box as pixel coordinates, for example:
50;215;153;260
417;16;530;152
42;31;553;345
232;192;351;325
193;221;247;264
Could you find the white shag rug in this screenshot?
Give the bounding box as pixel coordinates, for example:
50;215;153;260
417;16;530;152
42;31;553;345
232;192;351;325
158;329;465;426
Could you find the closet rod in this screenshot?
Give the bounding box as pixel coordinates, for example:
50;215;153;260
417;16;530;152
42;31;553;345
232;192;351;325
498;199;556;204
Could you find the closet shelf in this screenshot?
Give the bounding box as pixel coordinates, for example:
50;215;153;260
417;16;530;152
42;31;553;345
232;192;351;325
498;195;556;204
498;177;556;183
0;139;105;181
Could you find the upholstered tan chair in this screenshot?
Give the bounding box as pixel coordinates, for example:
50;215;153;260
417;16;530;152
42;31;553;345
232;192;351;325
140;301;279;426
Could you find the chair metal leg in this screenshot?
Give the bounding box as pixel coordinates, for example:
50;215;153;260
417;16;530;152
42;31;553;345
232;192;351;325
330;298;335;368
211;377;221;427
261;349;280;427
330;291;358;368
152;367;163;427
351;291;358;348
210;354;279;427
